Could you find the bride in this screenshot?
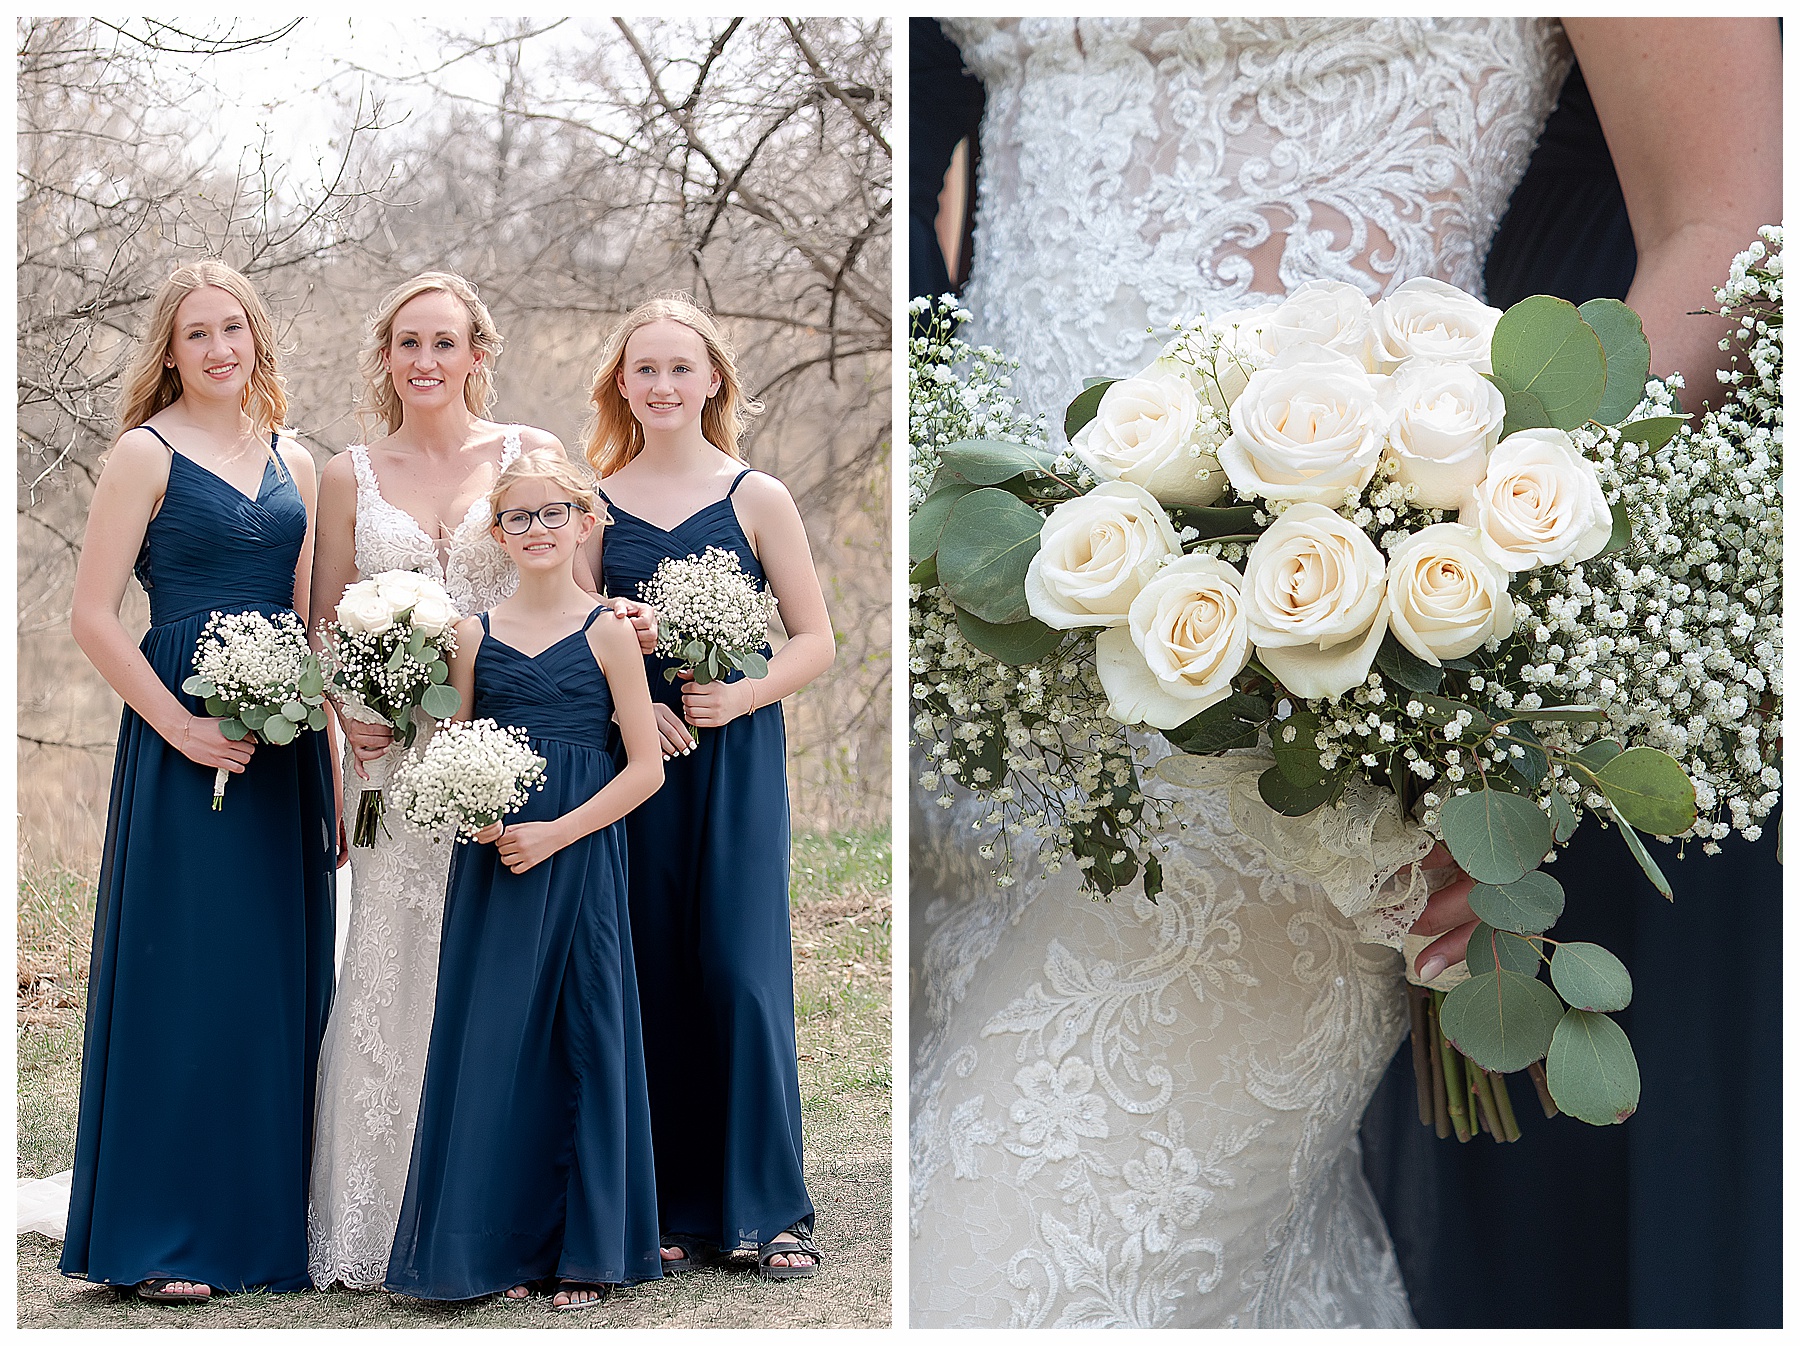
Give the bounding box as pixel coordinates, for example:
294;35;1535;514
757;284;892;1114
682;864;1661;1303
908;17;1692;1328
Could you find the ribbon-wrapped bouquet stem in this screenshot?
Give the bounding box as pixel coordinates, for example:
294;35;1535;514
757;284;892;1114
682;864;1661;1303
909;227;1781;1134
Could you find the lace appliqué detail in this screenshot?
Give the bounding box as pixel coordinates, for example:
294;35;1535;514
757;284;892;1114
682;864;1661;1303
307;429;524;1290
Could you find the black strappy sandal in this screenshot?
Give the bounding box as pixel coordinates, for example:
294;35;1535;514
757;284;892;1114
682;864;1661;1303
659;1235;709;1275
756;1226;822;1280
552;1281;611;1311
136;1277;212;1303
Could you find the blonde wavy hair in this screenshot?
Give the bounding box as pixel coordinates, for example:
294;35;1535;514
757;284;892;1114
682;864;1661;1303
582;293;762;479
357;272;505;438
486;446;603;530
116;260;288;443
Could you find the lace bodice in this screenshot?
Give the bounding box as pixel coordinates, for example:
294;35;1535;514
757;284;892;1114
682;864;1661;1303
945;17;1571;418
346;426;522;618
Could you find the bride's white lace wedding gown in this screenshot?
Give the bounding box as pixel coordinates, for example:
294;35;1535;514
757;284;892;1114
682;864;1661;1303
306;430;521;1289
911;18;1571;1328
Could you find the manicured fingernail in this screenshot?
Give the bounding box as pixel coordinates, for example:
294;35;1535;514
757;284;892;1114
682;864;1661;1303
1418;955;1447;983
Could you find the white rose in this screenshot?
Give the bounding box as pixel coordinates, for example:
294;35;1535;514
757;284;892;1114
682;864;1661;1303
1240;279;1378;370
1467;428;1613;571
375;569;432;608
1243;503;1389;699
1070;370;1227;507
1096;554;1252;730
1024;481;1182;629
1370;277;1501;372
1384;522;1515;665
407;590;460;638
1216;350;1388;507
337;583;398;635
1384;361;1506;509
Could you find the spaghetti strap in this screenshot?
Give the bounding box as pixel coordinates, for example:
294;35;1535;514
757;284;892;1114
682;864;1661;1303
479;612;491;634
593;482;613;504
726;468;755;497
134;424;176;454
579;605;606;634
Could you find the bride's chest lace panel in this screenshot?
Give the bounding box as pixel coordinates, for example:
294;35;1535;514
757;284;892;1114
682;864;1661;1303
348;429;521;619
946;17;1570;414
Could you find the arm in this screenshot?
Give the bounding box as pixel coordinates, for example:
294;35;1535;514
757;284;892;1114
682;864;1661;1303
70;428;254;776
1567;18;1782;411
280;437;319;626
680;472;836;729
577;500;659;652
309;451;395;772
489;615;665;874
445;615;482;723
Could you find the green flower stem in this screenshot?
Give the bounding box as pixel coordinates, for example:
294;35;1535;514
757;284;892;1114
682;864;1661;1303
1527;1060;1560;1119
1406;984;1434;1127
1489;1067;1522;1143
1432;990;1472;1143
1468;1063;1503;1140
1426;990;1450;1139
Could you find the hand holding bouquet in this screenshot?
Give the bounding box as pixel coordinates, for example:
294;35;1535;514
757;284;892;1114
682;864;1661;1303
182;608;328;809
322;569;463;846
639;545;779;734
388;717;547;842
910;228;1781;1134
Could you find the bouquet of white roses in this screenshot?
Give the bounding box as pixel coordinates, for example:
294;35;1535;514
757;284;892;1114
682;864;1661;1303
387;717;547;843
182;608;328;809
322;569;464;846
639;545;778;732
910;229;1781;1138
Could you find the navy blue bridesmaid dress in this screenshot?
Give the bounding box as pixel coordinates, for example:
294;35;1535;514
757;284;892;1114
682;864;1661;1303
597;468;814;1253
59;429;337;1293
385;608;662;1299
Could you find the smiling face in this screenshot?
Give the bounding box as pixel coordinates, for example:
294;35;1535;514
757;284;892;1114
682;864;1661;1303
166;285;257;405
616;319;720;435
490;476;596;574
385;289;482;414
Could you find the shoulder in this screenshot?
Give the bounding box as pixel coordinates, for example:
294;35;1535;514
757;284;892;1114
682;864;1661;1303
105;424;174;477
453;613;485;649
731;468;801;521
319;447;359;488
273;432;316;488
513;424;565;456
588;604;640;659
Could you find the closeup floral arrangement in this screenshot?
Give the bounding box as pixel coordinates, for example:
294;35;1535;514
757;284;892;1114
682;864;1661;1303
183;608;328;809
388;717;547;843
640;546;778;731
321;569;464;846
909;228;1781;1134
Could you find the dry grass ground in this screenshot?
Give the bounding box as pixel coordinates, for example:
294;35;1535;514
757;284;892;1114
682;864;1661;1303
16;829;891;1329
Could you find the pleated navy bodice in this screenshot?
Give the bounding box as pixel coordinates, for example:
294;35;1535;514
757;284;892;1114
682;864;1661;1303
472;612;615;752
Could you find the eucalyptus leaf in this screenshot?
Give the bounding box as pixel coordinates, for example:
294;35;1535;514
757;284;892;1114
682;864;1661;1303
220;719;250;742
262;714;297;745
385;643;408;673
1608;802;1673;899
1063;380;1118;439
1271;709;1328;787
1375;632;1444;694
909;555;939;588
1506;721;1549;787
1547;789;1580;844
1578;298;1652;425
1439;787;1553;885
1490;295;1607;430
909;482;979;562
429;659;450;683
241;705;271;733
181;676;214;698
1165;692;1271;755
954;606;1064;665
1143;853;1164;903
1257;765;1335;817
306;706;328;732
282;700;308;723
420;684;461;720
205;695;230;718
1546;1008;1640;1124
1593;746;1697;836
1550;941;1633;1012
738;651;770;679
1619;414;1689;451
1172;503;1264;541
936;487;1045;625
1574;739;1623;772
935;437;1061;487
1465;922;1543;977
406;627;428;659
1467;870;1565;935
1599;498;1632;559
1511;705;1609;725
1413;692;1492;737
1440;968;1563;1073
1491;374;1553;437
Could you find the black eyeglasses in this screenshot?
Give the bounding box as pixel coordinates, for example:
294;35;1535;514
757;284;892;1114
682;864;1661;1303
496;501;580;534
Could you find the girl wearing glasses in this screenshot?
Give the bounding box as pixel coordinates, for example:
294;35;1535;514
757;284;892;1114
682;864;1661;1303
582;296;835;1279
385;448;664;1309
305;273;650;1291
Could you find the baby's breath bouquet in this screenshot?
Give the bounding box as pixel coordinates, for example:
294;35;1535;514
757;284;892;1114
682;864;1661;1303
909;229;1781;1139
639;545;778;734
388;717;547;843
322;569;464;846
182;608;329;809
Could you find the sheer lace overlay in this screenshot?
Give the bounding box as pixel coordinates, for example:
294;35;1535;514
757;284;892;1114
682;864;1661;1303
912;19;1570;1327
306;429;521;1290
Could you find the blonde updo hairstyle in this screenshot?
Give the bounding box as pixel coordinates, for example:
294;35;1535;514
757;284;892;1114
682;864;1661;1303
486;446;605;533
358;271;505;437
582;293;763;479
116;259;289;441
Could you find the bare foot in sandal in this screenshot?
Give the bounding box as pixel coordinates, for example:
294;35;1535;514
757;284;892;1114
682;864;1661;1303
552;1281;608;1310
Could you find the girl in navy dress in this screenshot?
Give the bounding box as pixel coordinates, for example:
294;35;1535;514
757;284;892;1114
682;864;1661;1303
384;449;664;1310
61;260;337;1301
581;296;836;1278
